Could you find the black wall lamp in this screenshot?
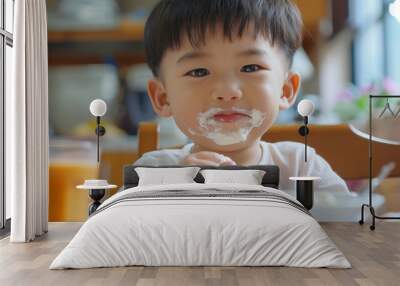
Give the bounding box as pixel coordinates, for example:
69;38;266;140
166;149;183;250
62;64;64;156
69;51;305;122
89;99;107;163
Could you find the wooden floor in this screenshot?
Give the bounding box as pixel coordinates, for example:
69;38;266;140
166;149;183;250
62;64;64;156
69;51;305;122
0;222;399;286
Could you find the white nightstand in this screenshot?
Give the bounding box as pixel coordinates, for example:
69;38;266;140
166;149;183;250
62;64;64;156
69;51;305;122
77;180;117;215
289;176;320;210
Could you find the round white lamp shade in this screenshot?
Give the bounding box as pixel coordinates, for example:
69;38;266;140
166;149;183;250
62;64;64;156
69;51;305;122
89;99;107;117
297;99;315;117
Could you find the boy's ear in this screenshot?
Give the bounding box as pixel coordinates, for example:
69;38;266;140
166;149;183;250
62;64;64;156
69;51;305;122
279;72;301;111
147;78;172;117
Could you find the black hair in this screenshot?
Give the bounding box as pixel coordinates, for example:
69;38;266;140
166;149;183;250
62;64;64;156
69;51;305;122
144;0;303;77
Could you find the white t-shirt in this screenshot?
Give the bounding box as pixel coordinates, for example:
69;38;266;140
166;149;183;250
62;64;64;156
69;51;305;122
133;141;350;193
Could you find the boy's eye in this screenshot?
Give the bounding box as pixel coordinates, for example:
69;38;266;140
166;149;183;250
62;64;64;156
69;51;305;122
241;64;262;73
185;68;210;78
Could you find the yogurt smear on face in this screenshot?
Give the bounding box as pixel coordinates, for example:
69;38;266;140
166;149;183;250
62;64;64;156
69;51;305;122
189;107;266;146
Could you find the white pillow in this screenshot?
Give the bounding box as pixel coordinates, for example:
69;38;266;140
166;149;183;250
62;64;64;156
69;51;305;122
200;169;266;185
135;167;200;186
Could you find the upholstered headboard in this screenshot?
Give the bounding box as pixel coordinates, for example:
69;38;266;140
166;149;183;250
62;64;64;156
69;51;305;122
122;165;280;190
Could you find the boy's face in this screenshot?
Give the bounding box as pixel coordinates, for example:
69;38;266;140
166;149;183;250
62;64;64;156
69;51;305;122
148;24;300;152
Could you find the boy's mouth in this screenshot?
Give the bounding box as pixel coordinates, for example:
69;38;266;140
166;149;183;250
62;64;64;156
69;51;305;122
213;112;251;123
189;107;267;146
206;107;253;124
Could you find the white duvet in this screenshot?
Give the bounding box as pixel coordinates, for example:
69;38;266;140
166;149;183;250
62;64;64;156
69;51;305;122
50;183;351;269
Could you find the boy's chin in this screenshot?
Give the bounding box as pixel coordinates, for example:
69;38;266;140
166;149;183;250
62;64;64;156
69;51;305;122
190;137;257;153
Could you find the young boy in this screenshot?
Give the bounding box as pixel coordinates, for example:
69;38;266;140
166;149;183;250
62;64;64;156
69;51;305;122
134;0;350;193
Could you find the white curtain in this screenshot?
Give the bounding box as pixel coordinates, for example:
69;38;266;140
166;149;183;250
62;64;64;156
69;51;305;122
7;0;49;242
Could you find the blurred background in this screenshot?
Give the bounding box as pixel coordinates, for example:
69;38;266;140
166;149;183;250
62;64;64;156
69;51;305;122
46;0;400;144
45;0;400;221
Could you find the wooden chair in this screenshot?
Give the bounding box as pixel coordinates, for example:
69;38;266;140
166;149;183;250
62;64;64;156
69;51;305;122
138;121;400;180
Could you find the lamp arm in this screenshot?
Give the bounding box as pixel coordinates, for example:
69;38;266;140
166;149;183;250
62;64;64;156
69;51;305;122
304;128;308;162
298;116;309;163
96;116;100;163
304;116;308;162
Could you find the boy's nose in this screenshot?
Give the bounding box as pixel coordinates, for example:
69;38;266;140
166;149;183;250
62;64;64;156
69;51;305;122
212;84;243;102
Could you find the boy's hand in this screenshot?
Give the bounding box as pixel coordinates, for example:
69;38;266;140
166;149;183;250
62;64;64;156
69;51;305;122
180;151;236;166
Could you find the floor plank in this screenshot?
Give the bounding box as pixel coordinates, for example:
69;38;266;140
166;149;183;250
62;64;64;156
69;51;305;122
0;222;399;286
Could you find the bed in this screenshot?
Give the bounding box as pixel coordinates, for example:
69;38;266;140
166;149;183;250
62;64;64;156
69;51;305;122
50;165;350;269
